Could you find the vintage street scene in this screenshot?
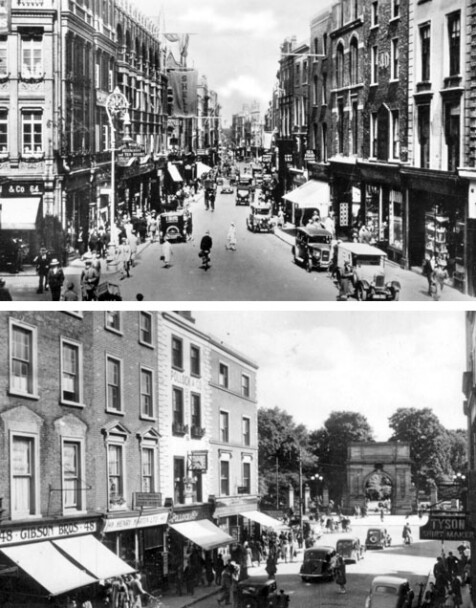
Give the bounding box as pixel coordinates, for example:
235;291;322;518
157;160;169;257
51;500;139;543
0;310;474;608
0;0;475;300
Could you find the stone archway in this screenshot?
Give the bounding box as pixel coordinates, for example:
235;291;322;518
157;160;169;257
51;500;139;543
364;468;394;511
344;442;413;515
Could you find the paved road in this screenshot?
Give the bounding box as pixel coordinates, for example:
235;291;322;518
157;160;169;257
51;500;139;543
191;514;470;608
3;187;474;301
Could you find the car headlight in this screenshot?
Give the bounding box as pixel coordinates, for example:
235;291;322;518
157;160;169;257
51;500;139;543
313;251;321;259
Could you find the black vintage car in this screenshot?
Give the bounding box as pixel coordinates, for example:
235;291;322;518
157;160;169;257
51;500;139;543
158;209;192;242
300;546;336;582
237;576;278;608
292;226;333;272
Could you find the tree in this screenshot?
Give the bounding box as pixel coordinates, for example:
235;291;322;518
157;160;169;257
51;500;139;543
445;429;468;475
388;407;453;492
309;411;374;503
258;407;317;512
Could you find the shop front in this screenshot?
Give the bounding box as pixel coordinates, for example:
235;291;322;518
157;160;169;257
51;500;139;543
282;179;331;226
167;503;234;590
328;159;361;239
117;156;157;219
213;496;260;545
401;168;467;289
0;181;44;267
102;507;170;591
358;162;403;263
0;515;132;605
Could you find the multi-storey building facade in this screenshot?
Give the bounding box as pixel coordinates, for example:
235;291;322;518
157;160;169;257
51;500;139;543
0;312;259;601
0;0;168;262
209;339;259;542
274;0;476;294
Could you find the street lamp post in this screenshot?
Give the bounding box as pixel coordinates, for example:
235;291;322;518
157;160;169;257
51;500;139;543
105;87;130;250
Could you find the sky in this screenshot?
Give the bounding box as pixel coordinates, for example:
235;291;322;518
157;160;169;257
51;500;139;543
193;311;467;441
136;0;335;124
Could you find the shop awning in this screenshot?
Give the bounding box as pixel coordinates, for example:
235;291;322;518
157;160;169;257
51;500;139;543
239;510;285;529
282;180;330;211
168;162;183;183
169;519;234;551
197;161;212;176
53;534;135;581
0;197;41;230
1;541;97;596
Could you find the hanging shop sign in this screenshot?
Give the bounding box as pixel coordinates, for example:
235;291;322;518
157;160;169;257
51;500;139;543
2;182;43;197
420;512;475;540
103;510;169;533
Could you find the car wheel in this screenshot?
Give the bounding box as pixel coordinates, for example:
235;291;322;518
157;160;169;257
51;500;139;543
301;577;308;583
306;258;313;273
166;226;180;239
356;286;367;301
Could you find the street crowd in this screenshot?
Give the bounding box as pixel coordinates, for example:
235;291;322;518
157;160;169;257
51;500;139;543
424;546;471;608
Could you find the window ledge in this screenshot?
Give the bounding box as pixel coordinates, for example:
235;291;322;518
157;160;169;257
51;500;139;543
105;408;124;415
105;326;123;336
139;340;154;349
8;390;39;401
190;373;201;379
389;16;400;23
20;153;44;161
172;366;184;373
140;415;157;422
60;400;85;408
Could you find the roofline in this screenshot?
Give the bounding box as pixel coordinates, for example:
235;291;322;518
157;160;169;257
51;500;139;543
162;312;259;369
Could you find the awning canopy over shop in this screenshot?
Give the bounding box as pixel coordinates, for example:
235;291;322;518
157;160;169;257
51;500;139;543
1;540;97;597
239;510;285;529
282;180;330;211
168;162;183;183
53;534;135;581
196;161;212;176
0;197;41;230
283;180;330;219
169;519;234;551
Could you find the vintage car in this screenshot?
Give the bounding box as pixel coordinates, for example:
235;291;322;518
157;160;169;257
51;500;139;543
246;202;273;232
336;242;401;300
365;527;392;550
292;226;333;272
236;576;278;608
336;536;364;563
236;186;252;205
300;546;336;582
159;209;192;242
365;576;414;608
221;186;234;194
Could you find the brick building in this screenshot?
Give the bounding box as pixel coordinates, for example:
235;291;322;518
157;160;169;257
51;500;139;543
0;312;261;602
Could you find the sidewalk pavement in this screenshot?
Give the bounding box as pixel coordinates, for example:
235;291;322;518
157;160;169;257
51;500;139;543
274;226;473;301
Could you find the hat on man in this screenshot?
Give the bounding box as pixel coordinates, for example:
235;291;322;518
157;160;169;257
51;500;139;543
50;258;60;266
84;259;92;265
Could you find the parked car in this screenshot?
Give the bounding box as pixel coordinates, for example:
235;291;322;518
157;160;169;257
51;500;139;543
236;186;252;205
292;226;333;272
365;527;392;550
300;546;336;582
246;202;273;232
336;536;364;563
336;242;401;300
236;576;278;608
221;186;234;194
365;576;415;608
159;209;192;242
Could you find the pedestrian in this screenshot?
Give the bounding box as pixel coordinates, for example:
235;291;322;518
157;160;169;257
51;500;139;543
80;259;99;301
200;231;213;271
217;564;232;605
277;206;285;228
130;573;146;608
34;246;51;294
338;261;353;300
276;589;290;608
433;261;448;300
225;222;237;250
63;281;79;301
47;258;65;301
209;190;216;211
119;238;132;279
334;554;347;594
447;552;460;579
183;560;195;596
402;521;412;545
149;215;158;242
215;553;225;586
161;237;172;268
77;228;85;256
423;254;436;295
380;507;385;522
0;278;12;300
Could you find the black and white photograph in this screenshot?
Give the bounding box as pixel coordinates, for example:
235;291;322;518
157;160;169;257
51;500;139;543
0;0;475;300
0;309;474;608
